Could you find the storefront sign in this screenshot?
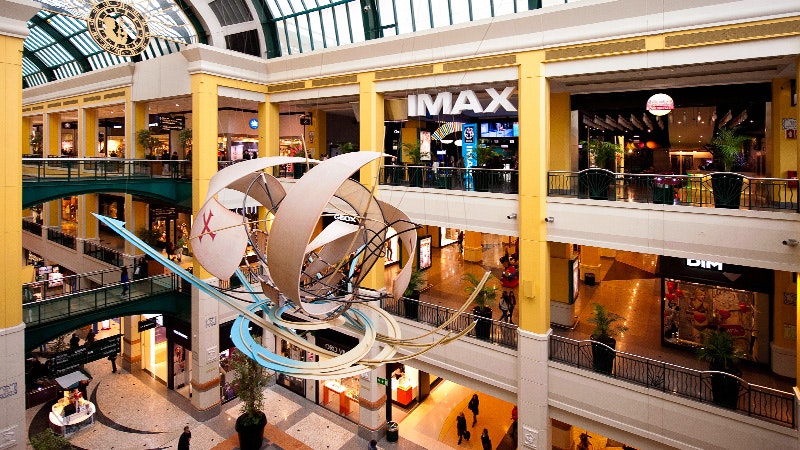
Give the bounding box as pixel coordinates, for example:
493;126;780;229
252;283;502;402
249;118;259;129
334;214;358;224
462;123;477;190
686;259;723;270
138;317;158;332
407;87;516;116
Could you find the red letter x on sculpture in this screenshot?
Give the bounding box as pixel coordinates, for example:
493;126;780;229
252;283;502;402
199;210;216;242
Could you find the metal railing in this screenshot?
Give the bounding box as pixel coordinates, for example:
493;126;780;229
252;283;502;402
549;335;795;428
23;274;179;327
46;227;77;249
548;170;799;212
23;265;135;304
381;295;518;349
22;218;42;235
379;165;518;194
21;157;192;181
82;240;124;266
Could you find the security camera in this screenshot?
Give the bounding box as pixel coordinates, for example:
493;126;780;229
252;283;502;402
782;239;798;247
544;217;555;223
507;213;517;219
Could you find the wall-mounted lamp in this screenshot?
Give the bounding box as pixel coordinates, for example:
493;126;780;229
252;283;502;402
782;238;798;247
507;213;517;219
544;217;555;223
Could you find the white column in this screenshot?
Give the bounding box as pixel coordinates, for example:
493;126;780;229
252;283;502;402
517;328;551;450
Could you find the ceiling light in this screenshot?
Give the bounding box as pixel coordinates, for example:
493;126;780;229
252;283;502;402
646;93;674;116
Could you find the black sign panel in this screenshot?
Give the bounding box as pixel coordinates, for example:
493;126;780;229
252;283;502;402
50;334;121;376
658;256;773;294
158;115;185;131
138;317;158;332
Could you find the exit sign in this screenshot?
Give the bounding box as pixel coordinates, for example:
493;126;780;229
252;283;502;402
377;377;387;386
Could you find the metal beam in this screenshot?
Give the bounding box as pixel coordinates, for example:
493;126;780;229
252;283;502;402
22;48;57;82
250;0;282;58
30;14;93;74
360;0;381;40
173;0;209;44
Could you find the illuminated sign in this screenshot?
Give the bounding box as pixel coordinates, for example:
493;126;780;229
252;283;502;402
407;87;516;116
686;259;723;271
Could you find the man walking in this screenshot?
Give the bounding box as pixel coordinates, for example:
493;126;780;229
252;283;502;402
178;425;191;450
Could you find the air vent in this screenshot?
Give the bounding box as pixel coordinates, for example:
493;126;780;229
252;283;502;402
209;0;253;26
225;30;261;57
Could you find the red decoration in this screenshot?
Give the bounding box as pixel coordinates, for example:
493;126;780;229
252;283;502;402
718;310;731;320
667;281;675;292
739;303;750;313
693;312;707;323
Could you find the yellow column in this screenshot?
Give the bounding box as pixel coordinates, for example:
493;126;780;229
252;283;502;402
517;52;551;333
259;98;279;158
80;106;98;157
549;92;571;172
358;73;384;291
78;194;99;241
125;197;147;257
0;1;39;444
794;58;800;388
21;115;31;154
130;101;147;158
463;231;483;262
45;111;60;157
190;74;219;279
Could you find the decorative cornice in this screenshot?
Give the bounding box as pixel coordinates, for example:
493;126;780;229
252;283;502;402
0;0;39;40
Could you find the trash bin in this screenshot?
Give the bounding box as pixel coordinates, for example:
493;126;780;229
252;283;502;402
387;421;399;442
585;273;596;286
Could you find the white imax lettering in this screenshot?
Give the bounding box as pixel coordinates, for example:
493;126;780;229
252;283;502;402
408;87;516;116
686;259;724;270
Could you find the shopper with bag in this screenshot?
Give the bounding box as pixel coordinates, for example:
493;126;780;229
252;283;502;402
456;412;468;444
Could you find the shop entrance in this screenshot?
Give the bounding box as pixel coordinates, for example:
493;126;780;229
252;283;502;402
139;315;167;384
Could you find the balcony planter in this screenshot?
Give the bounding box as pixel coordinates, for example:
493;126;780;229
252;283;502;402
462;272;498;341
710;173;744;209
578;168;616;201
408;167;424;187
472;306;493;340
710;368;741;409
652;183;674;205
402;270;424;320
698;329;743;409
588;303;627;375
293;163;308;179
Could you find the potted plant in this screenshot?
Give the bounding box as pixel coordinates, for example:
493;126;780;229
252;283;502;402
581;138;620;171
403;140;424;187
697;329;743;408
474;141;500;192
29;428;73;450
178;128;192;153
578;139;619;200
402;269;425;320
30;130;43;155
136;129;160;159
462;272;498;340
709;127;749;209
588;302;627;374
230;348;271;450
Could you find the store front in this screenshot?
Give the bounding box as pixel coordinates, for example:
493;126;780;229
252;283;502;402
138;314;167;383
219;320;263;403
659;256;772;363
314;329;360;423
163;315;192;398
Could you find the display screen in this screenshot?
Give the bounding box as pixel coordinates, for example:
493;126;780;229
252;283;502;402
480;121;518;137
418;236;432;270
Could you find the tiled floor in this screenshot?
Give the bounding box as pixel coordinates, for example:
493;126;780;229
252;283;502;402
29;232;793;449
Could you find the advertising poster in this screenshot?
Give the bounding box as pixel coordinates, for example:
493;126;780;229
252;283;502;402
461;124;477;190
418;236;432;270
420;131;432;161
384;227;400;266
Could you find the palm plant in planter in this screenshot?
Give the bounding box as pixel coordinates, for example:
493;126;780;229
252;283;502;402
402;140;424;187
709;127;750;208
697;329;743;409
230;349;272;450
462;272;498;340
402;269;425;320
588;303;628;374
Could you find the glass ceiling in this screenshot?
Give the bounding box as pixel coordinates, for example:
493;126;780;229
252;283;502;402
23;0;548;88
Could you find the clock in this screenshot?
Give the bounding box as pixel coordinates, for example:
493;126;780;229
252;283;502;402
87;0;150;56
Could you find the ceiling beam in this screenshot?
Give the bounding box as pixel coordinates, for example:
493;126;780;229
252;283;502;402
22;47;57;82
29;14;93;74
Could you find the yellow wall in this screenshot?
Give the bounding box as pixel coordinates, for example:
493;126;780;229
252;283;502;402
774;271;798;349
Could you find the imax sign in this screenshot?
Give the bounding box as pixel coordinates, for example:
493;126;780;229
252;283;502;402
686;259;724;271
408;87;516;117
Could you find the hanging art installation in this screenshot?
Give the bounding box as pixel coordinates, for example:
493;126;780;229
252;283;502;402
95;152;485;379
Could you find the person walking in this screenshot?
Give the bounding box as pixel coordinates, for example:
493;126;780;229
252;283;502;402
69;333;80;350
481;428;492;450
499;291;510;322
120;267;130;296
456;412;468;444
468;393;480;427
507;291;517;324
85;329;96;345
108;352;118;373
178;425;191;450
367;439;378;450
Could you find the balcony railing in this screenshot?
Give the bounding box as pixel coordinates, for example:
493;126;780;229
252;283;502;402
548;169;799;212
379;165;518;193
22;218;42;235
83;240;124;266
23;265;135;304
381;295;518;349
549;335;795;428
46;227;76;249
21;157;191;181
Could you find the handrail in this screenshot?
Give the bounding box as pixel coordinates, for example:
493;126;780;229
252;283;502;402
548;170;799;212
23;264;135;304
381;295;518;349
21;157;192;181
23;274;180;327
379;164;518;193
549;335;795;428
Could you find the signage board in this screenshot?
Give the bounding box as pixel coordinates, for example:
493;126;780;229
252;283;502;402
158;115;185;131
138;317;158;332
50;334;121;376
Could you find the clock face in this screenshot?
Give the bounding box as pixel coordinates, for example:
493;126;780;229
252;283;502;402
87;0;150;56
